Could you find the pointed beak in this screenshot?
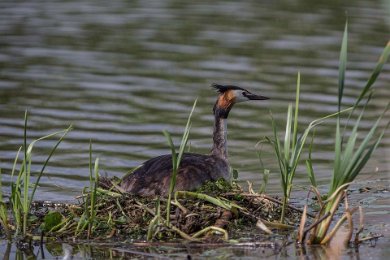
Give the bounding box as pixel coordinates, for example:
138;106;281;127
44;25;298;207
245;93;269;100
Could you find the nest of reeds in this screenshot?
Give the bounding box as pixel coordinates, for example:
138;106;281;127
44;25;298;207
21;179;303;243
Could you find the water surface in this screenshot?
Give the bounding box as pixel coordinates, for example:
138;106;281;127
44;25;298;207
0;0;389;258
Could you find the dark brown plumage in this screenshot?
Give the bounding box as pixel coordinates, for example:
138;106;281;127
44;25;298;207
120;84;269;196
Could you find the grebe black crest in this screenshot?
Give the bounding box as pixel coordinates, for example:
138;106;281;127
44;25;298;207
120;84;269;196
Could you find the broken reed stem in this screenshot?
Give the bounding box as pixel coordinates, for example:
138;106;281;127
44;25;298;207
320;207;358;245
354;206;364;244
230;192;315;218
192;226;229;240
304;212;331;243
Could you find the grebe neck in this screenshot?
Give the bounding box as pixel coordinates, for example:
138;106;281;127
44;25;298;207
211;102;232;161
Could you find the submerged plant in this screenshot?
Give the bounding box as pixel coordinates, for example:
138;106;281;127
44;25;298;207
305;22;390;244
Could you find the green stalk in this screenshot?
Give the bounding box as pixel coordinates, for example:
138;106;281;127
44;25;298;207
0;169;11;240
9;111;72;237
87;141;100;238
164;99;197;225
268;101;352;223
308;22;390;244
292;71;300;148
22;111;28;236
28;125;72;210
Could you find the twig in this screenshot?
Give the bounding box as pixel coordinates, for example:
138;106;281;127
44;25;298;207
228;193;315;218
358;234;383;242
354;206;364;245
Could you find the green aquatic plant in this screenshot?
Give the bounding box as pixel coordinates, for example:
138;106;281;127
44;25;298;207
265;72;355;224
265;72;302;223
88;142;99;238
306;22;390;244
266;72;337;223
0;169;12;240
75;142;100;238
163;99;197;225
8;111;72;237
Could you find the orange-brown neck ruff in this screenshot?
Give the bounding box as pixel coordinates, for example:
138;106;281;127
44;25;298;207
214;90;236;119
217;90;236;109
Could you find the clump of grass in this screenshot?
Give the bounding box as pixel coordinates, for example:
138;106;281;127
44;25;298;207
75;142;100;238
303;22;390;245
265;72;302;223
264;73;350;224
4;111;72;238
0;169;12;240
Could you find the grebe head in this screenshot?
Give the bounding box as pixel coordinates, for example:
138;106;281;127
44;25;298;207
212;83;269;118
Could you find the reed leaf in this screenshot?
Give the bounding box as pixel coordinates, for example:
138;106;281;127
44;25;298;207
9;111;72;237
267;71;352;223
338;21;348;110
309;21;389;244
284;104;293;162
0;169;11;240
292;72;301;148
355;41;390;106
165;99;197;224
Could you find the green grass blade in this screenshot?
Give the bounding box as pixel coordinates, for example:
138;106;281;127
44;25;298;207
22;110;29;236
306;160;316;187
177;99;197;164
292;71;301;148
11;147;22;182
344;106;389;181
330;119;342;195
89;140;93;192
306;130;317;187
284;104;293;162
165;99;197;224
350;123;388;179
0;169;11;240
163;130;179;229
338;21;348;111
269;114;287;191
355;41;390;106
163;130;177;167
28;125;73;209
338;99;370;179
91;158;99;217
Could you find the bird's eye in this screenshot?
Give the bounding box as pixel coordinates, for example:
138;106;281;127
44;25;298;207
242;91;247;96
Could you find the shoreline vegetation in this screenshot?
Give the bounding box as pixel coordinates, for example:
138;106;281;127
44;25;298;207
1;22;389;255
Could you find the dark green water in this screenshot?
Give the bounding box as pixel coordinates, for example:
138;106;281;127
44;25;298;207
0;0;389;258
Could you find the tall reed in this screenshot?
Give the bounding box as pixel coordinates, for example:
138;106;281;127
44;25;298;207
266;72;301;223
9;111;72;237
267;72;355;223
307;22;390;244
163;99;197;225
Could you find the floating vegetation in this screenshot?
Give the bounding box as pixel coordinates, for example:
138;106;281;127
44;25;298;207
0;180;302;245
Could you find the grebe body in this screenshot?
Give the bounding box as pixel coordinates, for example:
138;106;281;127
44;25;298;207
120;84;268;196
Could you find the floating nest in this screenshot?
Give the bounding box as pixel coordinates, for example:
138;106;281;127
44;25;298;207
3;179;304;243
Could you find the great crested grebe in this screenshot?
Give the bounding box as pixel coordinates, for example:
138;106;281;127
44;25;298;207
120;84;269;196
